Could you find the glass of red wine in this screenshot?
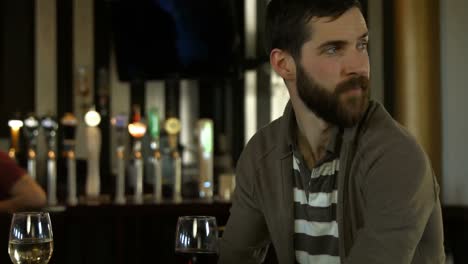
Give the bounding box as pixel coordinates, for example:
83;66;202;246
175;216;219;264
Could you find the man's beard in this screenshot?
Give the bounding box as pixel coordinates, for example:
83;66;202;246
296;64;370;128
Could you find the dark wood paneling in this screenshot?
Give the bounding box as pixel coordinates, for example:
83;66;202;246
0;0;35;139
94;0;112;192
442;206;468;264
56;0;74;191
383;0;395;115
0;202;231;264
57;0;73;115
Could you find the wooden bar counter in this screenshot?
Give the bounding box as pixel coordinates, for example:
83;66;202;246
0;200;231;264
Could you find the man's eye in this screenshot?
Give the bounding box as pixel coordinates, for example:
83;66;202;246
325;46;338;55
358;42;368;51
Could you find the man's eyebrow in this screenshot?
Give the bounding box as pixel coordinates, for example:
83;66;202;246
317;31;369;50
317;40;347;50
359;32;369;39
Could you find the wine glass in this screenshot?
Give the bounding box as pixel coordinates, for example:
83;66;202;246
175;216;219;264
8;212;54;264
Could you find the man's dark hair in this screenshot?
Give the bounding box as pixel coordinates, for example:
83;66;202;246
265;0;362;59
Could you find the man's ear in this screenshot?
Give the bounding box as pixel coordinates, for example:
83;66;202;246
270;49;296;81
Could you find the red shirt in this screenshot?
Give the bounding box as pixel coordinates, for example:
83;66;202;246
0;151;24;199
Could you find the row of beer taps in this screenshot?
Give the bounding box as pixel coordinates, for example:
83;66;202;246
7;106;214;206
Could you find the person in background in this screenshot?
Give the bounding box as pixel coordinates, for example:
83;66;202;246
0;151;47;212
219;0;445;263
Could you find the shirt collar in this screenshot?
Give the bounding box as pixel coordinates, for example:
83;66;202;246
286;105;342;156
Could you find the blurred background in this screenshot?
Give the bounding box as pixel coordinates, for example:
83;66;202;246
0;0;466;263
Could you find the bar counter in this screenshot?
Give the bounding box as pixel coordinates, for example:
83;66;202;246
0;200;231;264
2;203;466;263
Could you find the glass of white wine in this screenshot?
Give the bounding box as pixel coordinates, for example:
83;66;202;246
8;212;53;264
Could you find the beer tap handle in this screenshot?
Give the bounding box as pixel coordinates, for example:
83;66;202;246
112;114;128;204
164;117;182;202
41;116;59;206
128;116;147;204
84;108;102;199
61;113;78;205
24;114;40;180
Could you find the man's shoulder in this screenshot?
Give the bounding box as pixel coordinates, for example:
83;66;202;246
240;117;286;165
354;103;436;198
358;102;426;161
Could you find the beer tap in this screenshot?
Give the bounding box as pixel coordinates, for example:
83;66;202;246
84;107;102;199
164;117;182;202
23;114;40;180
8;114;23;160
148;108;162;202
61;113;78;205
41;115;59;206
197;119;214;199
111;114;128;204
128;107;147;204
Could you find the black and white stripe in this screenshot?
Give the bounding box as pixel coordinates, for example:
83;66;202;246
293;153;340;264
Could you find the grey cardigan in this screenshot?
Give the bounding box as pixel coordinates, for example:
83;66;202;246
219;101;445;264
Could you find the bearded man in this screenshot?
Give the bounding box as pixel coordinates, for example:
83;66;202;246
218;0;445;263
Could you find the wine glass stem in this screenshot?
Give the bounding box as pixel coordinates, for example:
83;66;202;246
189;255;197;264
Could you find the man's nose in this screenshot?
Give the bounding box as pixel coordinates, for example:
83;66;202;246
342;50;370;77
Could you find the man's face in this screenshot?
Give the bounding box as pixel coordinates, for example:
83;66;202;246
295;7;370;127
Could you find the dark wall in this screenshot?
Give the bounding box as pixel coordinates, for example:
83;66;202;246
0;203;231;264
382;0;395;115
0;0;35;138
56;0;73;116
94;0;112;192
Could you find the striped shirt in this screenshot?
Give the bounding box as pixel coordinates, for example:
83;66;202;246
293;148;340;264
